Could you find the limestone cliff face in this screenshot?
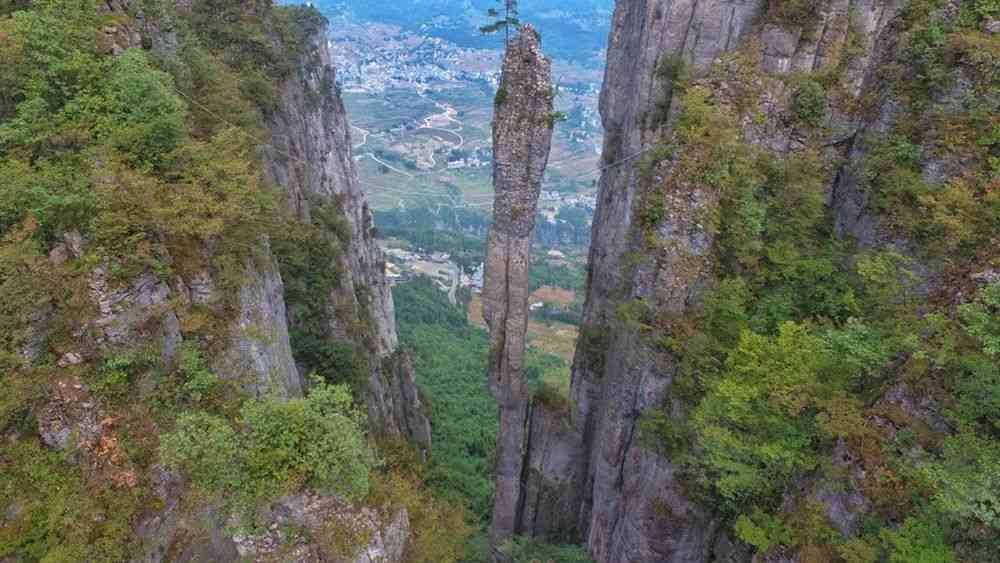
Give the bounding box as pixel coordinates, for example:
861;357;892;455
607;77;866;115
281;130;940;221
81;2;433;431
79;2;304;398
262;28;431;450
97;0;431;440
71;178;301;401
482;27;555;554
497;0;981;561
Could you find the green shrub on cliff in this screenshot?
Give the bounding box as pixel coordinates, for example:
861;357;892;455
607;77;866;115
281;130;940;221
499;535;595;563
766;0;826;28
0;0;280;284
159;381;373;515
691;322;882;509
0;441;138;562
0;9;184;165
791;79;827;128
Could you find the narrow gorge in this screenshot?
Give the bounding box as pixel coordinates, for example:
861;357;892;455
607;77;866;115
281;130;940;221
1;0;997;561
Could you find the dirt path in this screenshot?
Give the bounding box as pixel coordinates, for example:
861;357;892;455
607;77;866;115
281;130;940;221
364;152;415;178
351;125;370;149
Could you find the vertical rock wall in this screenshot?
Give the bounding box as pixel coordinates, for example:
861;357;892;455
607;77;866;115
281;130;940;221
570;2;765;559
262;29;431;449
483;27;555;555
498;2;767;560
494;0;973;561
76;0;304;399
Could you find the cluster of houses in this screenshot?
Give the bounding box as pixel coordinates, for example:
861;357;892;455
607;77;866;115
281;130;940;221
382;247;484;293
539;191;597;207
537;192;597;224
446;148;492;170
330;34;500;94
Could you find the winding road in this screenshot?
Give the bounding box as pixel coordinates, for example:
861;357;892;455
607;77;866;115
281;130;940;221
350;97;473;185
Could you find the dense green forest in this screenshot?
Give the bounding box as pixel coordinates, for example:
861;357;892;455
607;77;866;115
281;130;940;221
392;276;590;561
374;204;592;273
393;277;496;522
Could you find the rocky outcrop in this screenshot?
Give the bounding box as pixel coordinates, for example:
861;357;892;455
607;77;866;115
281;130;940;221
59;1;302;400
212;249;302;397
70;237;302;398
231;494;410;563
90;0;431;433
136;486;409;563
482;27;555;555
36;375;140;492
263;27;430;450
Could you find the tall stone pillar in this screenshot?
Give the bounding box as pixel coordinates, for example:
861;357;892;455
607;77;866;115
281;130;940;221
482;25;555;558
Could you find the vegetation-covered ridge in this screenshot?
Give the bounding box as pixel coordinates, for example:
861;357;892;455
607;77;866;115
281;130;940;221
0;0;456;560
626;0;999;561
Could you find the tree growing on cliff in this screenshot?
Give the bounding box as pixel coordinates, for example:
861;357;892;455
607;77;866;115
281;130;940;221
480;0;520;44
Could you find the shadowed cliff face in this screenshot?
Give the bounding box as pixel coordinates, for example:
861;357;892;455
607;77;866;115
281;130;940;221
263;30;431;452
482;26;555;556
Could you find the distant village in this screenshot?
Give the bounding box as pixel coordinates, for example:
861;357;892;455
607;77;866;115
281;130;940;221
329;33;501;94
446;147;492;170
335;16;602;282
540;190;596;209
381;244;576;318
382;246;483;301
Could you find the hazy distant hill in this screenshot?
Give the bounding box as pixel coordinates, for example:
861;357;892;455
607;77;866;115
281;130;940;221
312;0;613;65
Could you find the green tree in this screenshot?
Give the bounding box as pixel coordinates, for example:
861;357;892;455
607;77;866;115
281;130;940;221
0;442;138;562
690;321;883;510
158;411;245;493
480;0;520;44
499;535;595;563
880;512;957;563
95;49;186;165
922;432;1000;530
958;281;1000;358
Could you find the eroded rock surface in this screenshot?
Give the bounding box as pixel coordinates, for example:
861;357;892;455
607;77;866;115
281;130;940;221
232;494;410;563
482;26;555;555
